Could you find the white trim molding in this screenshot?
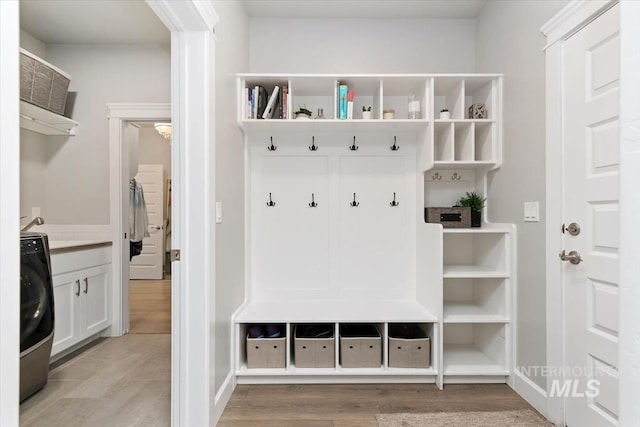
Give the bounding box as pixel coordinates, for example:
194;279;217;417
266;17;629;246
0;1;21;424
147;0;219;35
512;370;549;419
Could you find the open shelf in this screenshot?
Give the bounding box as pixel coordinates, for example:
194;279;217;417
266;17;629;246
20;100;77;136
443;323;508;376
239;118;428;133
443;265;509;279
443;344;508;375
444;278;507;323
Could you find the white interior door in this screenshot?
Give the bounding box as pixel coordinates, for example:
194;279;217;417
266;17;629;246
562;5;619;426
130;164;165;280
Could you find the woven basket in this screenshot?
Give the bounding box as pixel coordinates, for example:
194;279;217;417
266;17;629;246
425;207;471;228
20;49;71;116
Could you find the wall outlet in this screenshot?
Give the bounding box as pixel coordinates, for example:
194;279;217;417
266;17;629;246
215;202;222;224
524;201;539;222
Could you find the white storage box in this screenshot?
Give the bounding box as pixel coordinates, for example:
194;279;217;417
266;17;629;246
340;324;381;368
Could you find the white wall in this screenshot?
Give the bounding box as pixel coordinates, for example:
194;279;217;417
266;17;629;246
475;0;568;389
212;0;249;396
40;44;170;224
138;125;171;178
250;18;477;73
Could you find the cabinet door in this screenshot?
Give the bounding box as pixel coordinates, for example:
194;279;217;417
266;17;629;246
51;271;82;356
80;264;111;337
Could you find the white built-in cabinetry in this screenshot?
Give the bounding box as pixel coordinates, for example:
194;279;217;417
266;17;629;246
50;244;112;357
235;74;512;387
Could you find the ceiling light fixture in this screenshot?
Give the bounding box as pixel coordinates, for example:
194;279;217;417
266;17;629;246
154;122;172;141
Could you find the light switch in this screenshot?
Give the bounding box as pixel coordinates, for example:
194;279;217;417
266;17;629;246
215;202;222;224
524;201;539;222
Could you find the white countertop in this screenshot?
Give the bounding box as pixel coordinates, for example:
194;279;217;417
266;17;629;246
49;240;112;253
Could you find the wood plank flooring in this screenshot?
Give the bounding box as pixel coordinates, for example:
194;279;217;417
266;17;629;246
129;277;171;334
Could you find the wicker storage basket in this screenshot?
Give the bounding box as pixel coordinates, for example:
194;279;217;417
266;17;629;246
20;48;71;116
425;207;471;228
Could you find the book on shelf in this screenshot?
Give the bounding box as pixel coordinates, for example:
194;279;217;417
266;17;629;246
262;85;280;119
282;85;288;119
347;90;354;120
252;85;268;119
338;84;348;120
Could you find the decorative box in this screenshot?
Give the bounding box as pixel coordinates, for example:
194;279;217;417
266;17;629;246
340;324;381;368
388;324;431;369
468;103;487;119
425;207;471;228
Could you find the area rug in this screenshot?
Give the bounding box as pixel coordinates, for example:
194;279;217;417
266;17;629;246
376;409;554;427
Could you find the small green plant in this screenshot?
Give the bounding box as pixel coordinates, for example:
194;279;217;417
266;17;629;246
458;191;486;212
362;106;372;112
440;108;449;113
295;105;313;116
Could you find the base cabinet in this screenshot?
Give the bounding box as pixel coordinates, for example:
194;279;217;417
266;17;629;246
51;246;112;356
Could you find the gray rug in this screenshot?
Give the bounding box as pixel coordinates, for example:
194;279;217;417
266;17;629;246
376;410;554;427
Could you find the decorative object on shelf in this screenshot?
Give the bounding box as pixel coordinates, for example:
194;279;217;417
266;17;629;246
267;136;277;151
294;105;313;119
439;108;451;120
408;95;421;120
350;193;359;207
266;193;276;207
390;192;399;207
362;106;372;120
425;207;471;228
468;103;487;119
309;193;318;208
349;136;359;151
383;109;395;120
390;136;400;151
154;123;172;143
457;191;486;227
309;136;318;151
316;108;325;119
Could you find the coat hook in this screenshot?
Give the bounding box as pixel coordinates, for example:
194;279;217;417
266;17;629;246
349;136;359;151
267;136;277;151
350;192;359;207
390;136;400;151
309;136;318;151
309;193;317;207
451;172;461;181
432;172;442;181
266;192;276;207
390;192;399;207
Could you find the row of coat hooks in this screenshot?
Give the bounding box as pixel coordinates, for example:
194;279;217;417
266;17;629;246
267;136;400;152
266;192;400;208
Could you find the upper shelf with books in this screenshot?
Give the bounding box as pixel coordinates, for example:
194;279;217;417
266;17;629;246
238;74;501;126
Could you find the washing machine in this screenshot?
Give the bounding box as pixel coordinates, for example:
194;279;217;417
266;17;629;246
20;232;55;402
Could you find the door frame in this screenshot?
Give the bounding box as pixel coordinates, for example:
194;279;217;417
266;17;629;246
542;0;619;424
107;103;171;336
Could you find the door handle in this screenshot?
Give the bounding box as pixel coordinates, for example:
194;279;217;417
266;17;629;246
75;279;81;296
83;277;88;294
559;250;582;265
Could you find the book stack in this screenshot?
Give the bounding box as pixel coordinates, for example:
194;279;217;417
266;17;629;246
337;83;355;120
245;85;287;119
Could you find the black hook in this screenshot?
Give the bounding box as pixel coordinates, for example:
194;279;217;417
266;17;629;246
267;136;277;151
309;193;317;207
349;136;359;151
390;192;399;207
390;136;399;151
309;136;318;151
266;193;275;207
350;193;359;207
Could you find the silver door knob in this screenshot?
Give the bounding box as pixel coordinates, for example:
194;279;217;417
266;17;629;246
559;250;582;265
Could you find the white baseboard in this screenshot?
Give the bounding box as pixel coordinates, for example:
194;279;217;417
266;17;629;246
511;370;548;419
211;371;235;426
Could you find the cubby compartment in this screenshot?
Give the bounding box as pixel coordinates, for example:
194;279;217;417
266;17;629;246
434;122;454;162
241;77;290;120
464;77;496;120
244;323;287;369
388;323;432;369
443;231;508;278
339;323;382;368
443;323;507;375
434;77;465;120
424;169;478;209
474;122;494;161
381;77;430;120
444;278;507;322
454;122;474;161
293;323;336;368
292;76;337;120
335;77;381;119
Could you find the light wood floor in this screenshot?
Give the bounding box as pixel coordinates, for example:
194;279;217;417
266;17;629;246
20;333;543;426
129;277;171;334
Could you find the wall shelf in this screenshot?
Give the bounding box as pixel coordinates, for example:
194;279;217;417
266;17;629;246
20;100;77;136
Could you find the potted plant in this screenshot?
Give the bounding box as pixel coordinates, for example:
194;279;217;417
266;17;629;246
362;106;372;120
458;191;486;227
294;105;313;120
440;108;451;120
